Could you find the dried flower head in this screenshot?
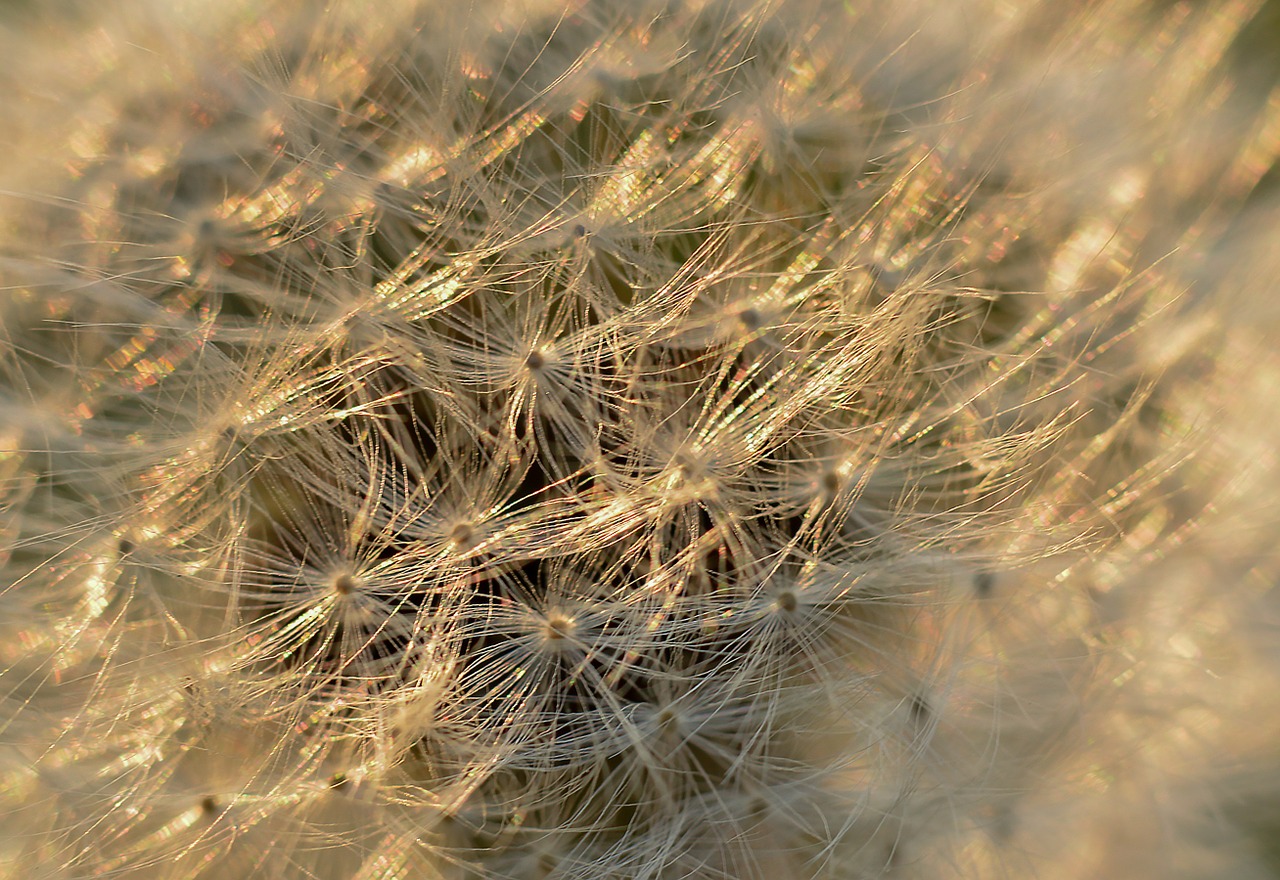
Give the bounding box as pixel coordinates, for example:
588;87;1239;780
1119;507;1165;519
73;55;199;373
3;0;1280;878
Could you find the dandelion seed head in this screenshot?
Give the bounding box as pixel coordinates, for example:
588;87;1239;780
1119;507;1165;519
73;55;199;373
2;0;1278;877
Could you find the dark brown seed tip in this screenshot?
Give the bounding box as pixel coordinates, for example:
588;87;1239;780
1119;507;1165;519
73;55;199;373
332;573;359;595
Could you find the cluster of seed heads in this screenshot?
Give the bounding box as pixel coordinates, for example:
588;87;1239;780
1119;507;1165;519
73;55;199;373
3;0;1280;878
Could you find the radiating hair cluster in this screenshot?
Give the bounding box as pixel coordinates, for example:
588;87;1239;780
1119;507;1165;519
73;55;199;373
2;0;1279;877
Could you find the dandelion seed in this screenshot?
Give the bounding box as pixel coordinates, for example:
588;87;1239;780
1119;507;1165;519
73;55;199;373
775;589;799;614
448;521;478;551
330;572;361;596
973;571;996;598
908;693;931;727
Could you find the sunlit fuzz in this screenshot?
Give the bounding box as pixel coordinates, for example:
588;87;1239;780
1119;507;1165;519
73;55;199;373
698;553;922;697
448;575;616;736
586;436;764;601
642;778;861;880
0;648;375;880
407;285;619;475
586;338;833;576
105;329;411;568
305;412;546;566
2;0;1279;878
228;469;446;700
763;424;901;526
609;676;793;804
